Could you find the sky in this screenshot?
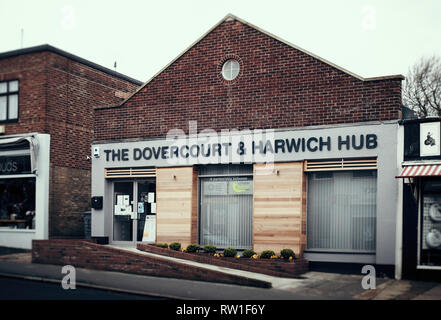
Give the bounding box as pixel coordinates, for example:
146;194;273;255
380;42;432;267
0;0;440;82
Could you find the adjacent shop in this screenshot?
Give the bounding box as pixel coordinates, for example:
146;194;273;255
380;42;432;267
0;133;50;248
398;118;441;280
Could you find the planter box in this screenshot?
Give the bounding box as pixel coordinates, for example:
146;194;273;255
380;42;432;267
137;244;309;278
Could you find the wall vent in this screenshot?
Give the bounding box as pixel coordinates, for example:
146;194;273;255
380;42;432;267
304;158;377;172
105;168;156;178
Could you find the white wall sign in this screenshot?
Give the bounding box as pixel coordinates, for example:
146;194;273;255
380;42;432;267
420;122;441;157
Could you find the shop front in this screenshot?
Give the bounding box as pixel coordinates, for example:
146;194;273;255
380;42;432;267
398;118;441;280
91;121;400;270
0;133;50;249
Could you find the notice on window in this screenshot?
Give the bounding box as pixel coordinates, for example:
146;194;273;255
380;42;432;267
148;192;155;203
203;181;228;196
228;180;253;195
142;216;156;242
151;203;156;214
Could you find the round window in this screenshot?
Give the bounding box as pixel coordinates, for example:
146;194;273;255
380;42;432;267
222;59;240;81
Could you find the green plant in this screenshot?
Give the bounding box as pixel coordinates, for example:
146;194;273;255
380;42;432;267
186;244;200;253
241;249;256;258
155;243;168;249
280;248;296;260
169;242;181;251
203;245;217;254
260;250;275;259
223;247;237;258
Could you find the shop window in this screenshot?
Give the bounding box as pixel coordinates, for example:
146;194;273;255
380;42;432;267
306;170;377;252
198;164;253;249
0;178;36;229
0;80;19;122
420;180;441;267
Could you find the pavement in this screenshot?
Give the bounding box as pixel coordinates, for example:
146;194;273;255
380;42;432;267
0;247;440;300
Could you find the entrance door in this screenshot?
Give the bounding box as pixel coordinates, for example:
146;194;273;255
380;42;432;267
112;180;156;244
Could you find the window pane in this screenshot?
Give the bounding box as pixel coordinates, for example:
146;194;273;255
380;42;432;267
0;83;6;94
8;80;18;92
307;170;377;252
420;192;441;266
0;96;6;121
0;178;36;229
8;94;18;119
200;175;253;249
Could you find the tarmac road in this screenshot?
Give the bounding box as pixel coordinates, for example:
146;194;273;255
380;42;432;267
0;276;168;300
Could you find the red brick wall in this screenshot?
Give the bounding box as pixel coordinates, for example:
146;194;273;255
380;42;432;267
94;18;402;141
0;52;47;133
44;51;140;170
138;243;309;278
32;239;271;288
0;49;140;237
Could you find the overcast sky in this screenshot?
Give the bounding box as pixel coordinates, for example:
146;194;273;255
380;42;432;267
1;0;440;82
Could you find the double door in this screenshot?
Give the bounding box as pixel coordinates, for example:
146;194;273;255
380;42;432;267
112;180;156;244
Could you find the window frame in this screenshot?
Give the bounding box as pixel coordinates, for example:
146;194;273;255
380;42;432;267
0;79;19;123
305;169;378;254
417;178;441;269
221;59;240;81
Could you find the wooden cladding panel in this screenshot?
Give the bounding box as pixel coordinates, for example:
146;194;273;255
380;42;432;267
191;169;198;244
156;167;197;248
253;162;306;256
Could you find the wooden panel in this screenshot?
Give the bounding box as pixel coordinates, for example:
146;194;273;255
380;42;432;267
253;162;306;257
156;167;197;248
191;169;198;243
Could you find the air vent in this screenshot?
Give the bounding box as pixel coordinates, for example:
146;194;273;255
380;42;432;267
105;168;156;178
304;158;377;172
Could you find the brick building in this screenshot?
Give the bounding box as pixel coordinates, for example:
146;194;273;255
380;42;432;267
0;44;141;248
91;15;404;275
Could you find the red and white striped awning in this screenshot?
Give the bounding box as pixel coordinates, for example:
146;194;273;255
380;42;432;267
396;165;441;178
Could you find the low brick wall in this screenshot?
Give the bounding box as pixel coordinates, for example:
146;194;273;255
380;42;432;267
32;239;271;288
137;244;309;278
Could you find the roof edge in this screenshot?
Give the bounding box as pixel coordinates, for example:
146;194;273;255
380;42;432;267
228;14;405;82
116;13;405;107
0;44;143;86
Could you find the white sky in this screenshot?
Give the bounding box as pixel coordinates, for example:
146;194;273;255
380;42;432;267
1;0;440;82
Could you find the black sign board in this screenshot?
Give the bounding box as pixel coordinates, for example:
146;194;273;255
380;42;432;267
0;155;31;175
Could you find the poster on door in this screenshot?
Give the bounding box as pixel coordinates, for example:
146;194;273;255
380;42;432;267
142;215;156;242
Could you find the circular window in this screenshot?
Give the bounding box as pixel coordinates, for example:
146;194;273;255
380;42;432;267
222;59;240;81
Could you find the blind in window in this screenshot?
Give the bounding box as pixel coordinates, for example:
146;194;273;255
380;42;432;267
306;170;377;252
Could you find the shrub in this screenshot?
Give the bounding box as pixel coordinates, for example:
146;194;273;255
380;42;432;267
186;244;200;253
280;248;296;260
169;242;181;251
155;243;168;249
260;250;275;259
223;248;237;257
241;249;256;258
203;245;217;254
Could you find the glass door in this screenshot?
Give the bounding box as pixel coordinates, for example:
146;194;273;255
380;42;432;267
136;181;156;243
113;181;134;242
112;180;156;244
